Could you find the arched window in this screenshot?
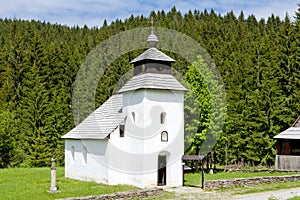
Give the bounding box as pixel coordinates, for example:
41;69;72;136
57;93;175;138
71;146;75;163
120;125;125;137
132;112;136;122
82;146;87;164
119;116;126;137
161;131;168;142
160;112;166;124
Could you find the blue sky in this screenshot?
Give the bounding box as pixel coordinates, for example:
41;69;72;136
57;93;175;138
0;0;298;27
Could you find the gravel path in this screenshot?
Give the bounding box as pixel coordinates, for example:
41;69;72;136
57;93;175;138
231;187;300;200
165;186;231;199
164;186;300;200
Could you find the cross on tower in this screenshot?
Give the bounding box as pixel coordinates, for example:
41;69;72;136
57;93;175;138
151;17;154;34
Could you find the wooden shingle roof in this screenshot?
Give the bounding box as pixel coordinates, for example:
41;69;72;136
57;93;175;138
62;94;123;139
274;115;300;140
274;127;300;139
117;73;187;94
130;47;175;64
182;155;205;161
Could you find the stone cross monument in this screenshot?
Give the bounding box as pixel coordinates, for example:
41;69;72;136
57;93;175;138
49;156;58;193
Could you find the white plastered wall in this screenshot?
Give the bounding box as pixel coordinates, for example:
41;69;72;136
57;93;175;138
64;139;109;184
64;89;184;188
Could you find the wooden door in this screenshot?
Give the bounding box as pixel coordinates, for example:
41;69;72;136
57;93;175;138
157;155;166;186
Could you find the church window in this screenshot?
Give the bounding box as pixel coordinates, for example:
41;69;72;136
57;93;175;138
132;112;136;122
71;146;75;162
82;146;87;164
161;131;168;142
120;124;125;137
160;112;166;124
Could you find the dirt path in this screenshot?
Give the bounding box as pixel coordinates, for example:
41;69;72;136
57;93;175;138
164;187;300;200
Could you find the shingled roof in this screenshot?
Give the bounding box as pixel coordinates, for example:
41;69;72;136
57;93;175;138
62;94;123;139
274;115;300;140
117;73;187;94
130;47;175;64
274;127;300;139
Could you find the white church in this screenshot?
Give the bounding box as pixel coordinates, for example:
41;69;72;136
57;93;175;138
62;32;187;188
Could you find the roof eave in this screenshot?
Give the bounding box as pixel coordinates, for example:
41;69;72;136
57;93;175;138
118;87;187;94
130;58;175;64
274;127;300;139
62;134;109;140
274;136;300;139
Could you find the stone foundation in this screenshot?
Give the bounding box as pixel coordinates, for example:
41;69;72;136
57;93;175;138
205;175;300;190
58;188;163;200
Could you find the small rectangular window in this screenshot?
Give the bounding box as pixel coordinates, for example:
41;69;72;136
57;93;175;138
120;125;125;137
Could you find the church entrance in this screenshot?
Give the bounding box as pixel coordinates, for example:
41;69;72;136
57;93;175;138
157;155;167;186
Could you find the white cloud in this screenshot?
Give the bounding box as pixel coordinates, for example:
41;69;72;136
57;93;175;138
0;0;298;27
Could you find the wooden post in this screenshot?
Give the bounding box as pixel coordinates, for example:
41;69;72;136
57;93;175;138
191;161;194;174
201;159;204;189
213;152;217;170
182;162;185;186
209;152;214;174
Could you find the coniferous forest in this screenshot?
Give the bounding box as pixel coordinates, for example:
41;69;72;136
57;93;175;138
0;6;299;168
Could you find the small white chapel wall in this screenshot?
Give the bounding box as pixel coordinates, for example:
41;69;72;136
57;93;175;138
65;139;109;184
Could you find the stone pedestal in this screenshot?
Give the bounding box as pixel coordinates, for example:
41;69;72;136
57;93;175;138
49;157;58;193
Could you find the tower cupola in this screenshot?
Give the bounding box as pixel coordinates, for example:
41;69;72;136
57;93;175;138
130;31;175;76
147;33;158;47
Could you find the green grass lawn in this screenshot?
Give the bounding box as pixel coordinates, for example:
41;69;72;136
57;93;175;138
1;168;299;200
0;167;136;200
289;197;300;200
224;180;300;195
184;171;300;186
184;171;300;196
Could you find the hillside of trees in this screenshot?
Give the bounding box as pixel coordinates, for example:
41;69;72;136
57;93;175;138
0;6;299;168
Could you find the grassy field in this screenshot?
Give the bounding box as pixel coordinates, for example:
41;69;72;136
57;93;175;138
289;197;300;200
185;171;300;197
184;171;300;186
0;167;136;200
0;167;299;200
222;180;300;195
